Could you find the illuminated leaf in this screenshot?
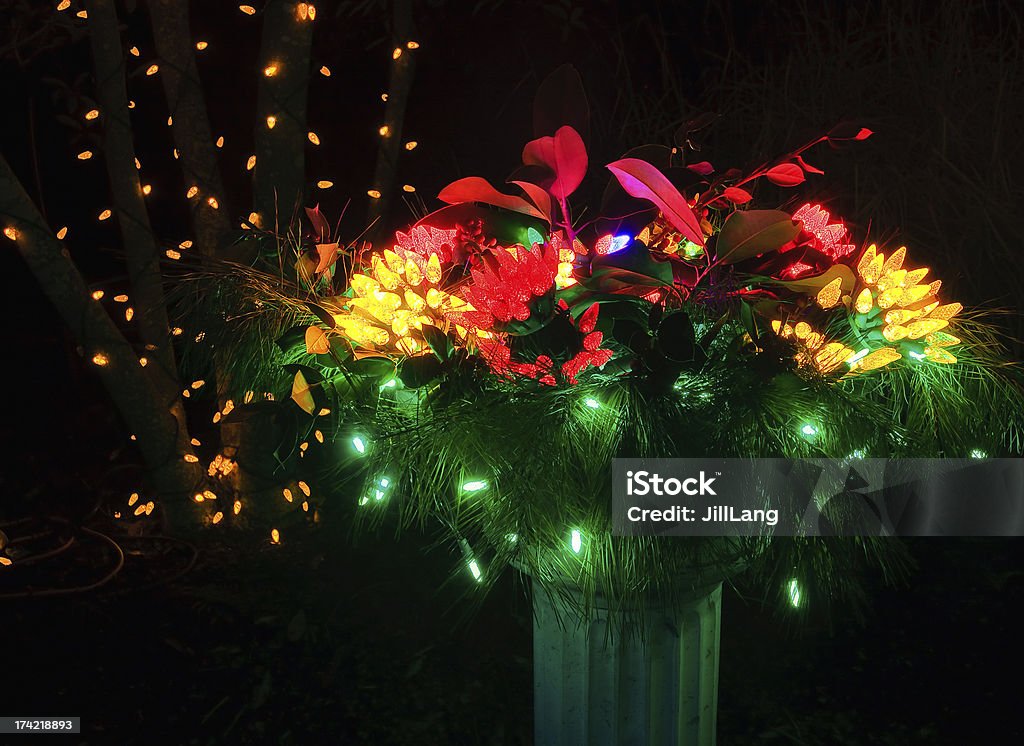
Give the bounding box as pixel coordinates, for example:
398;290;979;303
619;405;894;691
764;163;805;187
716;210;801;264
605;158;704;246
721;186;753;204
291;370;316;414
304;326;330;355
521;125;588;200
437;177;546;220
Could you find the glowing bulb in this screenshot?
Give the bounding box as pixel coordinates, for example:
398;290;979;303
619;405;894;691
84;109;99;120
128;46;139;57
264;63;279;77
56;226;68;239
215;136;224;148
787;578;802;608
583;397;600;409
970;449;987;459
57;0;70;10
468;559;482;582
186;185;198;198
319;65;330;76
800;424;818;437
77;150;93;160
367;189;381;199
317;180;333;189
570;529;583;554
145;64;159;76
461;480;487;492
404;141;417;150
307;131;320;145
91;290;104;300
392;47;402;60
266;115;277;129
407;40;420;49
142;184;152;195
91;353;108;366
196;41;208;50
98;209;112;221
239;5;256;14
206;196;219;209
595;233;631;255
402;184;415;192
352;436;367;454
270;528;280;544
2;227;17;241
212;511;224;524
378;125;390;136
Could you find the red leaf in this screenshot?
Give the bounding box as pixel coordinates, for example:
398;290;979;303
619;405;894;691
305;205;331;243
437;177;546;220
605;158;704;246
687;161;715;176
721;186;753;205
510;180;553;222
854;128;873;141
764;163;805;187
522;126;588;200
794;155;824;175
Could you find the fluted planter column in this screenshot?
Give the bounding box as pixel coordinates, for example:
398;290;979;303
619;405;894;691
532;581;722;746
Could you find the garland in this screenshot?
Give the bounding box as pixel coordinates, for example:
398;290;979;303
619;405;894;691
195;75;1024;624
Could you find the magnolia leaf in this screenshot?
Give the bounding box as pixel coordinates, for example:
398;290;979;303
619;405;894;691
687;161;715;176
510;180;553;222
399;354;444;389
314;242;340;275
795;154;824;175
421;324;452;362
304;325;330;355
522;125;588;200
716;210;801;264
305;205;331;243
295;253;318;288
290;370;316;414
306;301;336;329
721;186;753;204
764;163;805;187
606;158;704;246
437;177;546;220
533;64;589;143
771;263;857;296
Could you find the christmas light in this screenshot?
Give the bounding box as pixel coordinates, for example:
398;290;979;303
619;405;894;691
264;63;279;77
800;423;818;437
468;559;483;582
196;41;208;50
787;578;802;608
319;65;330;76
352;436;367;454
461;480;487;492
970;449;987;459
317;180;333;189
583;397;600;409
84;109;99;120
570;529;583;554
404;141;417;150
145;64;159;76
594;233;631;255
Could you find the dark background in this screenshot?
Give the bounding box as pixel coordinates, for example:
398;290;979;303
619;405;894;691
1;0;1022;743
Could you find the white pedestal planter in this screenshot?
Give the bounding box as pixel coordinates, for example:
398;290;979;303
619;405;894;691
532;581;723;746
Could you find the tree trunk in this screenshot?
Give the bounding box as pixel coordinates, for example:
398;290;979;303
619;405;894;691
147;0;232;259
368;0;417;242
253;0;314;235
0;156;203;515
85;0;182;407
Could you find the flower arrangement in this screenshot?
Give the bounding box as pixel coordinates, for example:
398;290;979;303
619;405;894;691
198;69;1023;621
